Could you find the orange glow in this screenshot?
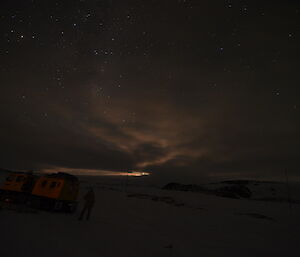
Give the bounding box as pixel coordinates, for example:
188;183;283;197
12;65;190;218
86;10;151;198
115;172;150;177
40;167;150;177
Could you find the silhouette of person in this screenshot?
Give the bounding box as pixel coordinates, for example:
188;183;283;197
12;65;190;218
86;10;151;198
78;188;95;220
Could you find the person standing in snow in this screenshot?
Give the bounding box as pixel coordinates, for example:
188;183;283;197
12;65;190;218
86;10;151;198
78;187;95;221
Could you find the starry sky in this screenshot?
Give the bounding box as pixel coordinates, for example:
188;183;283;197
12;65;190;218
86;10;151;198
0;0;299;182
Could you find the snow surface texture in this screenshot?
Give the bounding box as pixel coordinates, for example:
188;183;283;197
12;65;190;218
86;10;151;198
0;176;299;257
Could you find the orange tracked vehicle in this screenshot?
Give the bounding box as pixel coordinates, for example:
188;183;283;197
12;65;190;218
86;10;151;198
0;172;79;213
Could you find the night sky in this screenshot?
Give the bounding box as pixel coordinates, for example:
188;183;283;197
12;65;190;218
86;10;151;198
1;0;299;182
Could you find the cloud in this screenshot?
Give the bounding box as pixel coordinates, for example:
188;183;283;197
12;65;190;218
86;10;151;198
0;0;299;182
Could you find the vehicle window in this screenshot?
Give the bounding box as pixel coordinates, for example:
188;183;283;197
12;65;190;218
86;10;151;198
50;181;57;188
16;176;24;182
41;180;48;187
6;176;14;182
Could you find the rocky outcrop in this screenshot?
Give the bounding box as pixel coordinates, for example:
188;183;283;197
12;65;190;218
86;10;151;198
162;183;205;192
214;184;252;199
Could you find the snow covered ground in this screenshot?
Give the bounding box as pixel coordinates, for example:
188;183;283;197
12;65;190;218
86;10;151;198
0;175;300;257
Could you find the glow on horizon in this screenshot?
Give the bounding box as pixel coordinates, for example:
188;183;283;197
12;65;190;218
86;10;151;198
113;171;150;177
41;167;150;177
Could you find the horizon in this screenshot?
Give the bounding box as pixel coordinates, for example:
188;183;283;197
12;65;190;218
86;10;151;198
1;167;300;185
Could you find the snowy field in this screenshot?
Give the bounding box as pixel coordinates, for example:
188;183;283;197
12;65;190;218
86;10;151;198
0;175;300;257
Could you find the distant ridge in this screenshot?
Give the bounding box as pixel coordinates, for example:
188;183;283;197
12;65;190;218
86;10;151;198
163;180;300;203
162;181;252;199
